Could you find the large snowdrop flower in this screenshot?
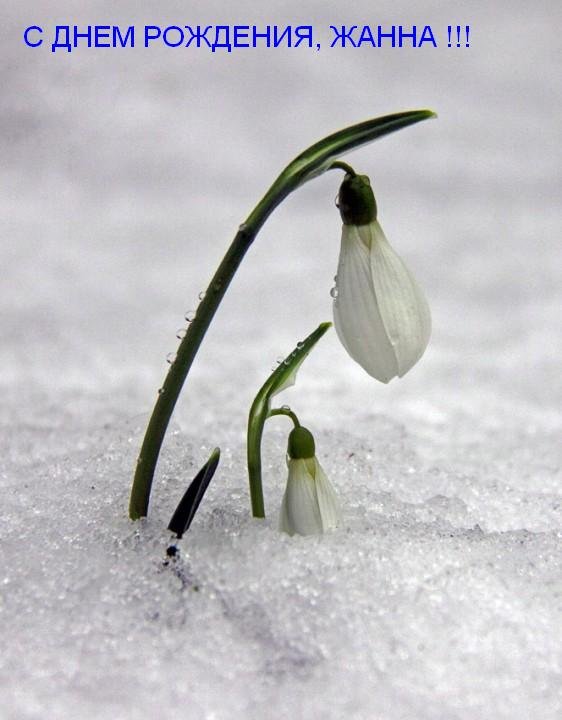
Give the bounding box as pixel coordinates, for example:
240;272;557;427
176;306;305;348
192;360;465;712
279;426;342;536
333;173;431;383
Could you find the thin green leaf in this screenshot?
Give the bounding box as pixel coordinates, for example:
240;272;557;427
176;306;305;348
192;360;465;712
288;109;437;185
247;110;436;226
260;322;331;407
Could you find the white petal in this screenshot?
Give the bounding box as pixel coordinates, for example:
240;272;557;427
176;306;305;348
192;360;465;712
279;459;323;536
278;492;291;534
279;458;342;536
367;221;431;377
311;458;343;531
333;224;398;382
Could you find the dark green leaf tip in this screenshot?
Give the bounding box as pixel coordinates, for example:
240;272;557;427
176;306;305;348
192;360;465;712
168;448;220;538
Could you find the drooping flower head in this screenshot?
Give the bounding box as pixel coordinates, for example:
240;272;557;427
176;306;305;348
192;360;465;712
279;426;342;536
333;173;431;383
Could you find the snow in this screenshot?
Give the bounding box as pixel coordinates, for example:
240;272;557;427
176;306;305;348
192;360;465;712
2;1;561;718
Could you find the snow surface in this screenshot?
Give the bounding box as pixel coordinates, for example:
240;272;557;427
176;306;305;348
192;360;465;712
2;1;561;718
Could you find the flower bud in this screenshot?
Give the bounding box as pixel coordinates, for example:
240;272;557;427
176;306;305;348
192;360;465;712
280;428;342;536
337;174;377;225
287;426;316;459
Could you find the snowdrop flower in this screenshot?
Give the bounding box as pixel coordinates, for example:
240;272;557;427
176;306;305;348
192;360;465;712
279;426;342;536
333;173;431;383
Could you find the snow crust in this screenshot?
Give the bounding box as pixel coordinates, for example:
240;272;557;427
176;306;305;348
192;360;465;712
2;1;561;718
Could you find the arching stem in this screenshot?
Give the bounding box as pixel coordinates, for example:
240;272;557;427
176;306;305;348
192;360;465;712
329;160;356;176
268;407;301;428
128;109;436;519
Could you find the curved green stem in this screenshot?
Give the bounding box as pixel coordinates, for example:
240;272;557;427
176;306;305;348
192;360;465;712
129;226;255;519
247;407;300;519
329;161;356;176
129;109;436;519
268;407;301;428
246;322;331;518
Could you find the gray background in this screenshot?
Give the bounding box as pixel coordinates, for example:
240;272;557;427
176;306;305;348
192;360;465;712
2;1;561;719
3;1;560;418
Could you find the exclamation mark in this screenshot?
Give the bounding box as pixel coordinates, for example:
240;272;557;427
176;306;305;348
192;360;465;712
465;26;470;47
456;25;461;47
447;25;452;47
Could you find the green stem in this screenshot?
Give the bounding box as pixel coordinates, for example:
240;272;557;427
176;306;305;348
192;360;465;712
246;407;300;519
329;161;356;176
247;416;265;519
247;422;265;518
129;109;436;519
268;407;301;428
129;224;257;519
246;322;331;519
130;194;298;520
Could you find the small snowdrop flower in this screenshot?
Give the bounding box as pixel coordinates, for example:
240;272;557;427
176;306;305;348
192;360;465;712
279;426;342;536
333;173;431;383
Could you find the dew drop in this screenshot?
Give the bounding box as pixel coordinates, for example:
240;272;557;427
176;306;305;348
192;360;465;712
166;352;177;365
176;328;187;340
276;356;284;365
184;310;196;323
296;341;304;349
198;291;206;301
158;388;165;395
281;404;291;411
283;359;291;366
333;275;338;283
330;286;338;299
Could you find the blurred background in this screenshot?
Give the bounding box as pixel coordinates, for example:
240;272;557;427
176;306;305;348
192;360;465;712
3;0;561;423
2;0;561;506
